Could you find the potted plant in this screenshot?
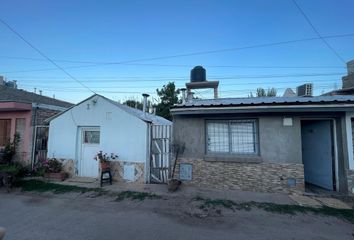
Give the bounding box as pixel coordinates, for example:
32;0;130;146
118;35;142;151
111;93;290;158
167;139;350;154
94;151;118;170
42;158;67;181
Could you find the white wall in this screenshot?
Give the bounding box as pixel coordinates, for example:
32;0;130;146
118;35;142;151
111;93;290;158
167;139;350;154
48;96;148;164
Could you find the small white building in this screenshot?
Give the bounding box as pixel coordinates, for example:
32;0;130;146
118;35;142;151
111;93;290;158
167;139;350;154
47;94;172;183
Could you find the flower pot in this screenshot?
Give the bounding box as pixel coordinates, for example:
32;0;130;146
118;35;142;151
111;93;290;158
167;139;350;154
100;162;110;171
44;172;67;181
167;179;182;192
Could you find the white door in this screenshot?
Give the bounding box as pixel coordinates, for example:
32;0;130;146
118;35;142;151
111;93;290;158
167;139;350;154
79;128;100;178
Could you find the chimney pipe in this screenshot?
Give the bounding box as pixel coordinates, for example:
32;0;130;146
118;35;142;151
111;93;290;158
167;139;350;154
39;90;42;95
181;88;187;104
187;91;194;101
142;93;149;114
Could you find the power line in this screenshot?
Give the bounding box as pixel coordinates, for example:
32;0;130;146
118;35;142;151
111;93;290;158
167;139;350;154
0;55;346;69
6;72;345;80
1;33;353;74
8;72;344;84
17;85;335;95
0;18;96;94
292;0;346;64
18;79;341;89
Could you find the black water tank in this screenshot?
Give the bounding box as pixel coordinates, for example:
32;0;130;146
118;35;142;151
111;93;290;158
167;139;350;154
190;66;206;82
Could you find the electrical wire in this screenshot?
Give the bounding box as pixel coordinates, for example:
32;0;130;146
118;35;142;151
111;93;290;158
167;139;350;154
0;18;96;94
292;0;346;64
18;79;341;89
4;72;345;84
1;33;353;74
0;55;346;69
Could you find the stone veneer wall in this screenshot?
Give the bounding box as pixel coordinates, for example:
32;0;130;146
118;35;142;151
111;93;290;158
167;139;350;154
109;161;145;183
59;159;145;183
175;158;304;193
347;170;354;195
61;159;75;178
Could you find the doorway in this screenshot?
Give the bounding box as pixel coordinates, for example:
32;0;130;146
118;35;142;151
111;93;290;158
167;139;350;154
301;120;336;191
79;127;100;178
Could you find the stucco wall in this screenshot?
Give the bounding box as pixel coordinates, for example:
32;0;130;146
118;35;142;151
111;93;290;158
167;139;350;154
48;96;148;175
173;115;302;164
260;117;302;163
0;110;32;164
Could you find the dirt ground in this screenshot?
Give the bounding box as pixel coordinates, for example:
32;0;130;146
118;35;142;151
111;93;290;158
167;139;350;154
0;189;354;240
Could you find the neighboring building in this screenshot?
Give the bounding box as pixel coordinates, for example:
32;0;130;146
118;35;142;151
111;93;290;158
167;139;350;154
171;96;354;195
282;88;296;97
47;94;172;183
323;60;354;96
170;66;354;195
0;79;73;166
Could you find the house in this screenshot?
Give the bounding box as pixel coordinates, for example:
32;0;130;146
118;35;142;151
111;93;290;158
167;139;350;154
170;66;354;195
322;60;354;96
0;78;73;166
47;94;172;183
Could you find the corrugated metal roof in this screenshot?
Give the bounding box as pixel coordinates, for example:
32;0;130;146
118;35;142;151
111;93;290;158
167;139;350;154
47;94;172;125
105;97;172;125
173;95;354;108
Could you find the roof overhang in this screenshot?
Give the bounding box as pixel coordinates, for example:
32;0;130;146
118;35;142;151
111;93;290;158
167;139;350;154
171;103;354;115
0;101;32;112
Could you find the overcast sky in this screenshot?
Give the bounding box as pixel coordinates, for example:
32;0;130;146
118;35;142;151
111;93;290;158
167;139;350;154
1;0;354;103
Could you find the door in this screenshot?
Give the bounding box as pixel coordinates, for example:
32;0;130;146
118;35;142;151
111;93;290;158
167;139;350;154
79;128;100;178
301;120;334;190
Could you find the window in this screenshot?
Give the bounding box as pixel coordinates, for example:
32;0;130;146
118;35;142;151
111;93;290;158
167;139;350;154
83;131;100;144
15;118;25;135
0;119;11;146
206;119;258;155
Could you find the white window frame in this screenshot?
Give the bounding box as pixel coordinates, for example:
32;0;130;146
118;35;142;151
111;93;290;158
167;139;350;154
206;119;259;155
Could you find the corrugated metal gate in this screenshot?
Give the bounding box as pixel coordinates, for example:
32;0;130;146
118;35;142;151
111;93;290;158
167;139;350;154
33;126;49;166
150;125;172;183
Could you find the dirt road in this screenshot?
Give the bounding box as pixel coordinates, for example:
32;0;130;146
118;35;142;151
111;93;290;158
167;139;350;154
0;192;353;240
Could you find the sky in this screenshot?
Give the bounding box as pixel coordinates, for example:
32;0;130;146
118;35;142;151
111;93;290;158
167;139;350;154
1;0;354;104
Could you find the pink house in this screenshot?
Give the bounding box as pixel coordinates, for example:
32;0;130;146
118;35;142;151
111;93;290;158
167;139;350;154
0;81;72;167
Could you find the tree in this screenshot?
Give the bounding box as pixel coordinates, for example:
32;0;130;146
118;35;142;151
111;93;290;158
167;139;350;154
255;87;277;97
256;88;266;97
266;88;277;97
123;99;143;110
155;82;180;120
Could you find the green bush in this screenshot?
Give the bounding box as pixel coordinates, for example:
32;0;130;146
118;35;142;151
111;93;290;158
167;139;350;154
2;133;20;164
0;163;27;177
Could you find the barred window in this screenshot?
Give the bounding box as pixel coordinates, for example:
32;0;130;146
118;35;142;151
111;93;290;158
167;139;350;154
207;120;258;155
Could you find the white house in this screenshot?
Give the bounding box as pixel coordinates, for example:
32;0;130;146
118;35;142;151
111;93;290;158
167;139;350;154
47;94;172;183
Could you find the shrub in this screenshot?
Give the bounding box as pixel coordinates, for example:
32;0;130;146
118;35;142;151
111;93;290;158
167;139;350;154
33;158;63;176
0;162;29;177
2;133;20;164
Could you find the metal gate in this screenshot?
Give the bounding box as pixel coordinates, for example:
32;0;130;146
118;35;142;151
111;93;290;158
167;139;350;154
32;126;49;167
150;124;172;183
